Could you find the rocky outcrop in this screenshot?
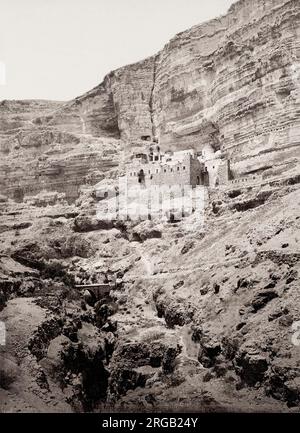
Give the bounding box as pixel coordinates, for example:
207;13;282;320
107;339;180;400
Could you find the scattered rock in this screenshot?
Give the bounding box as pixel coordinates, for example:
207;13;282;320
181;241;195;255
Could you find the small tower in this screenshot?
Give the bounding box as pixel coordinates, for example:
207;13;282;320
149;144;161;162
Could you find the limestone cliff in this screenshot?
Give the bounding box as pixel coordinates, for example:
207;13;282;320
152;0;300;180
1;0;300;200
0;99;122;202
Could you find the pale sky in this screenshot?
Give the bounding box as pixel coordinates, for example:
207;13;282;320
0;0;235;101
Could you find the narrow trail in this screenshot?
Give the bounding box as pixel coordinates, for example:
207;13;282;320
128;243;201;363
126;256;243;283
131;242;156;277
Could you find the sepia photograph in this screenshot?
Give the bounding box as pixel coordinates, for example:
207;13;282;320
0;0;300;422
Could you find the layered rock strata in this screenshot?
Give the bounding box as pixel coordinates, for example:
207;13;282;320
1;0;300;200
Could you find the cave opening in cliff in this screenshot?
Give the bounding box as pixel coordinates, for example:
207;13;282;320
141;135;151;142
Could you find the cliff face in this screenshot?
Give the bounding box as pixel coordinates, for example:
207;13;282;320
1;0;300;201
42;56;156;141
0;126;122;203
0;100;122;202
152;0;300;179
0;100;64;137
47;75;120;138
34;0;300;174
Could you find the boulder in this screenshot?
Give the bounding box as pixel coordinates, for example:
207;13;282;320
77;323;106;362
129;221;162;243
250;289;279;312
284;378;300;405
43;335;73;374
198;339;222;368
235;347;269;386
0;355;19;389
73;215;114;232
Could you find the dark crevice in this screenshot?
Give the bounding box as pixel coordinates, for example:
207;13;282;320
149;55;159;140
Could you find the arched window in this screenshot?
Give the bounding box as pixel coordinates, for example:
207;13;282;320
138;169;145;185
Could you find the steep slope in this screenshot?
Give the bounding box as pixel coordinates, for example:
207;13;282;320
0;173;299;412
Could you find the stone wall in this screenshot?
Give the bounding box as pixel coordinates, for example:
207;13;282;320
229;174;263;187
127;154;202;187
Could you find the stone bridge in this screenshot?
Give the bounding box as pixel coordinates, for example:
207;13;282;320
75;283;112;300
